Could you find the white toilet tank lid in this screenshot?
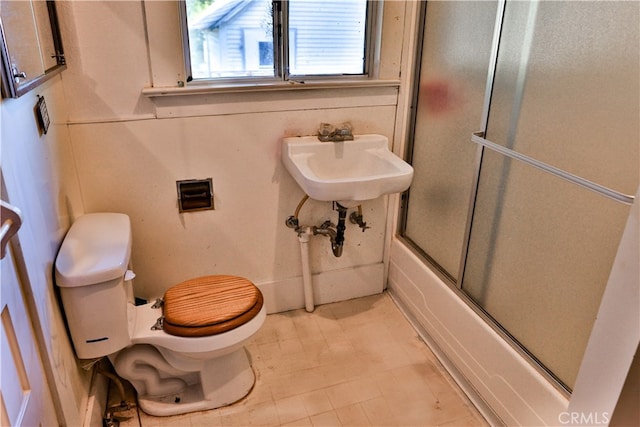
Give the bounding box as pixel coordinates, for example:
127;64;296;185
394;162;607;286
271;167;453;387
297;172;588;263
55;213;132;288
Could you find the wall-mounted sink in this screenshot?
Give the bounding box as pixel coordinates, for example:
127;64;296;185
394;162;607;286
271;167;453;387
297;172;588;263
282;134;414;205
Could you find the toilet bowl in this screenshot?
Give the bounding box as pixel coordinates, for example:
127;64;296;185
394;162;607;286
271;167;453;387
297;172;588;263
54;213;266;417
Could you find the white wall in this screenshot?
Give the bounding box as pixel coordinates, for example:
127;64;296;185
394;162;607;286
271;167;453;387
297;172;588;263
57;1;410;308
1;76;88;426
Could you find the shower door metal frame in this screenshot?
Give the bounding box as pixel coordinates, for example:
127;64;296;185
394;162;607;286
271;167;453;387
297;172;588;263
455;0;506;289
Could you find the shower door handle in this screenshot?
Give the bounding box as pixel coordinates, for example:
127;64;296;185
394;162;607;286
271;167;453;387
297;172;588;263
471;132;634;205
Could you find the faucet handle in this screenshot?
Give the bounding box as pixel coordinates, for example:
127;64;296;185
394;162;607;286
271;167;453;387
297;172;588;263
318;123;335;141
335;122;354;141
317;122;353;142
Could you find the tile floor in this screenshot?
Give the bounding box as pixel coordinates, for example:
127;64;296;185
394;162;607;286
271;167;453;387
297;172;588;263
108;293;488;426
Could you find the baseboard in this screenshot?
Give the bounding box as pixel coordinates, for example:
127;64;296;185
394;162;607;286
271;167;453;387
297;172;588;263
256;262;384;313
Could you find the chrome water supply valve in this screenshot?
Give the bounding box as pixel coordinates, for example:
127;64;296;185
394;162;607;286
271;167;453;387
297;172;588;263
349;208;370;232
285;195;370;258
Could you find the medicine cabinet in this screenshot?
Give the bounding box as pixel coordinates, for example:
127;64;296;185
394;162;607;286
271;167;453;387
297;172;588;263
0;0;65;98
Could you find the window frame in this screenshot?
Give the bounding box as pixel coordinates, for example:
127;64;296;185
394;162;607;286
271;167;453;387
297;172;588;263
179;0;380;87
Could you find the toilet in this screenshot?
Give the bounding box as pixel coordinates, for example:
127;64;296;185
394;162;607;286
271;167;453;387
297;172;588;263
54;213;266;417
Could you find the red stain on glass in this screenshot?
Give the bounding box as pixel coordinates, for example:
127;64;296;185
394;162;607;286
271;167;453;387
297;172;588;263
420;81;460;115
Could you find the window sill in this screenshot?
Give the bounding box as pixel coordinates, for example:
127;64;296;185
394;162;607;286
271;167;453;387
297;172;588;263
142;79;401;98
142;79;401;119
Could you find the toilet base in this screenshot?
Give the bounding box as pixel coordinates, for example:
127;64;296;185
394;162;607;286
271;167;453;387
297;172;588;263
114;345;256;417
137;372;254;417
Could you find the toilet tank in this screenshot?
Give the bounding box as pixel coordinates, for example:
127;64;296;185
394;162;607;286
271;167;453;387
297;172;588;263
55;213;134;359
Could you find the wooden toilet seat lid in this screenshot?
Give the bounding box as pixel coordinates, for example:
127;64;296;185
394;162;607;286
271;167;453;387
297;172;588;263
162;275;263;337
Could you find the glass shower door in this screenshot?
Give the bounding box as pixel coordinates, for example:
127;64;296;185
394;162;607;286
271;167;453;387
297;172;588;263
460;0;639;390
402;0;639;393
403;1;498;280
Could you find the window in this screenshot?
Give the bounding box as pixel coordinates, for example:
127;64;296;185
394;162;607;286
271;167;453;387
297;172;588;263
181;0;375;83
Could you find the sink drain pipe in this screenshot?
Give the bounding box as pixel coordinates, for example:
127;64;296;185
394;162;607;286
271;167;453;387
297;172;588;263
286;196;356;312
297;227;315;312
285;195;317;312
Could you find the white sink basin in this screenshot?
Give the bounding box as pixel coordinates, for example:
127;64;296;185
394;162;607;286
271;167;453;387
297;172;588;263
282;134;414;204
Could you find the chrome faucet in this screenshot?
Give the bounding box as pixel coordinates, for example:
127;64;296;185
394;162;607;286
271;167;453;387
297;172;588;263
317;122;354;142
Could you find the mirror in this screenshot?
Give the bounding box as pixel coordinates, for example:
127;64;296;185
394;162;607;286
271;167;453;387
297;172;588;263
0;0;65;98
